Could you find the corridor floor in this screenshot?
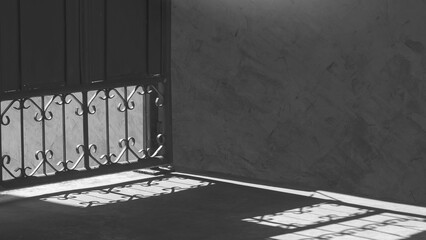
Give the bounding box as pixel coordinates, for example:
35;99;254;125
0;170;426;240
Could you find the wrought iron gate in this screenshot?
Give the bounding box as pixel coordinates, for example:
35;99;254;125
0;0;172;185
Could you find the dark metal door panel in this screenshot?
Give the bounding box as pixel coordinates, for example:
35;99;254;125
20;0;66;88
0;0;21;92
147;0;162;75
0;0;165;96
106;0;148;81
0;0;171;186
81;0;106;84
0;0;81;93
82;0;163;84
65;0;81;87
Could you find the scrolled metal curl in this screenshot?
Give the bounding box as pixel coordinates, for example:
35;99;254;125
1;155;17;179
35;149;54;161
100;153;117;165
99;89;115;101
55;93;73;106
147;85;164;107
110;88;136;112
119;137;136;148
14;166;32;178
25;97;59;122
1;100;19;126
57;159;74;172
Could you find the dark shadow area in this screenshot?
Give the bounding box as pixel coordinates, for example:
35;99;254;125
0;173;425;240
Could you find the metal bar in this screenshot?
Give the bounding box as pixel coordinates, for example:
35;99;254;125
41;96;46;175
147;87;152;156
82;91;90;170
149;86;157;155
124;87;129;162
0;77;160;101
142;87;148;157
61;95;67;170
105;91;110;163
19;100;25;178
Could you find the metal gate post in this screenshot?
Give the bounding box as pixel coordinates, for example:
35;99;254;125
82;90;90;170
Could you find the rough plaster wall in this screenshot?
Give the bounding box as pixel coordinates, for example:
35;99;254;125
171;0;426;205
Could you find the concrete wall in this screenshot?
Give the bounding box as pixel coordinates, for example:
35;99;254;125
171;0;426;206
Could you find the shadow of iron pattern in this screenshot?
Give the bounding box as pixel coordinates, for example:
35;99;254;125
39;176;214;208
243;203;426;240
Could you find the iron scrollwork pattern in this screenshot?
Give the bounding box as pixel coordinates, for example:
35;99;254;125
0;84;166;182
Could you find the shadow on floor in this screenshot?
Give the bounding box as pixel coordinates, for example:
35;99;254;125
0;173;425;240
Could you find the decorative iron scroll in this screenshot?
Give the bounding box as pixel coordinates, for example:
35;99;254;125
0;84;166;182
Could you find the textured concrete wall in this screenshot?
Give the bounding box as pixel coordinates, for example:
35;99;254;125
171;0;426;205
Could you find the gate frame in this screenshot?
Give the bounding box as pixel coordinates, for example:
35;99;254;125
0;0;172;188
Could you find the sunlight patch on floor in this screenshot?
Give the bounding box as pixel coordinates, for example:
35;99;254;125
243;203;426;240
0;171;155;200
243;202;373;229
39;177;214;207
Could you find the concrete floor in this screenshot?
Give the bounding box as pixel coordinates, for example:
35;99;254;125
0;171;426;240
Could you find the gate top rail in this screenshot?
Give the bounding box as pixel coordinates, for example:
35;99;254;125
0;76;164;101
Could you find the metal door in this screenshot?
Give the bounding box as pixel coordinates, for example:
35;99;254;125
0;0;171;186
